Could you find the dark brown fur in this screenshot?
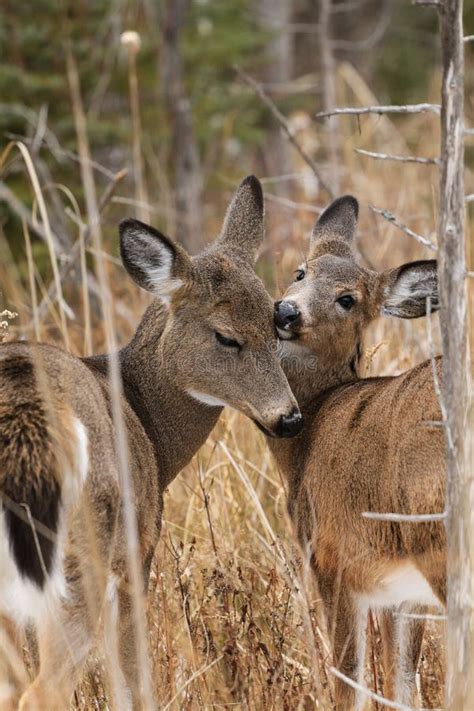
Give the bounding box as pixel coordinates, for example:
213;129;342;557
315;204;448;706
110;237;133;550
0;356;62;586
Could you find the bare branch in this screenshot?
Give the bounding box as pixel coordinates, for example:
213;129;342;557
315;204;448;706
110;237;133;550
355;148;439;165
316;103;441;119
412;0;442;8
369;205;437;251
464;35;474;43
394;611;446;621
162;655;224;711
264;192;323;214
330;0;365;11
235;65;334;198
465;194;474;203
362;511;446;522
421;420;445;430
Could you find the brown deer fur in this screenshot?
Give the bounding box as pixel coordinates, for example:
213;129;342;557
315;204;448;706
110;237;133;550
0;177;301;710
270;196;445;709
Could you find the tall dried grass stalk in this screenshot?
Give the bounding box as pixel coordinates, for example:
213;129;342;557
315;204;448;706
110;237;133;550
65;43;154;708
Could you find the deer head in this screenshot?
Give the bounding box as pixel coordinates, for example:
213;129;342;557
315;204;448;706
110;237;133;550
274;195;438;372
120;176;302;438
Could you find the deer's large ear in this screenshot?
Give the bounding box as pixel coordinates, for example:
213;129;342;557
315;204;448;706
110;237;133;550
120;219;193;302
312;195;359;244
216;175;264;265
380;260;438;319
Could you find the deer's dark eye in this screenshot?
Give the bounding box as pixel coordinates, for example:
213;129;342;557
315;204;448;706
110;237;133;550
337;295;356;311
215;332;241;349
294;269;305;282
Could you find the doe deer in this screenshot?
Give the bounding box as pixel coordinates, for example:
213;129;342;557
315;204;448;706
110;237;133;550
0;176;302;710
270;196;445;709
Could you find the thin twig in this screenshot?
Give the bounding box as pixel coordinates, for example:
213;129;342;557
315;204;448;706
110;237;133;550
412;0;442;7
260;172;314;184
329;667;443;710
3;141;70;347
197;458;219;561
264;192;323;214
235;65;334;198
362;511;446;522
355;148;439;165
111;195;160;214
23;220;40;341
316;103;441;119
23;503;49;585
162;655;224;711
421;420;445;428
369;205;437;251
66;43;154;708
0;493;56;542
394;611;446;621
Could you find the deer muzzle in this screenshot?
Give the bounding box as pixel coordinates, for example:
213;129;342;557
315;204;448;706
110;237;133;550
274;300;301;338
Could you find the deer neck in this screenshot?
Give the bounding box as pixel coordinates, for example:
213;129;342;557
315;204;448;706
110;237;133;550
86;300;222;490
280;341;361;411
268;341;361;497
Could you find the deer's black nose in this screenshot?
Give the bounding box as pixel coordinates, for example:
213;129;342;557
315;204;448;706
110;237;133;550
274;300;301;330
275;408;303;438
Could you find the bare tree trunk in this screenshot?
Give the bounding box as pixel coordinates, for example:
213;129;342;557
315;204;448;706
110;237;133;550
258;0;294;187
161;0;203;252
438;1;473;707
318;0;340;193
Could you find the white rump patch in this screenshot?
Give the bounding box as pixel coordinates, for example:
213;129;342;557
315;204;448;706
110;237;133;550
359;562;442;610
0;416;89;625
0;518;66;625
187;389;228;408
61;417;89;509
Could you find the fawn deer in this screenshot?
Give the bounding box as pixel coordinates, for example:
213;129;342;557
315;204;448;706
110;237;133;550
270;196;444;709
0;176;302;710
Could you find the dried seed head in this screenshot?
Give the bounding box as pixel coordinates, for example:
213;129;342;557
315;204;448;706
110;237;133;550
120;31;141;54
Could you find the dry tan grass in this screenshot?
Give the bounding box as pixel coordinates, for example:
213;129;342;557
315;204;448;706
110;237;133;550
1;59;472;709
